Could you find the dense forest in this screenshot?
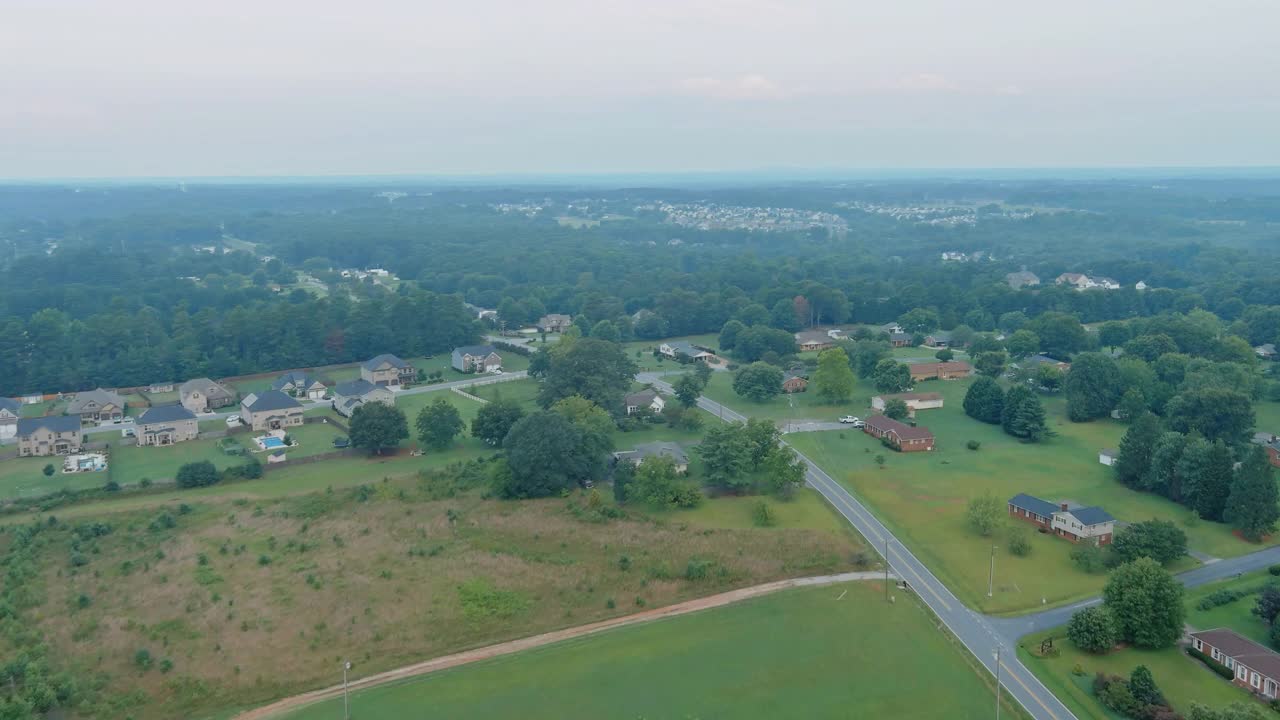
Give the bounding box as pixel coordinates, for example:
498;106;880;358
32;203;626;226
1;177;1279;396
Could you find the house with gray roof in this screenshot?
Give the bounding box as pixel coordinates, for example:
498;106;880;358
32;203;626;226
0;397;19;439
658;340;715;362
241;390;304;432
451;345;502;373
180;378;236;414
537;313;573;333
360;354;414;388
136;404;199;446
1191;628;1280;699
923;330;954;349
17;416;83;457
613;442;690;473
272;371;327;400
1005;270;1041;289
624;388;665;415
1008;493;1115;545
331;379;395;418
66;388;127;424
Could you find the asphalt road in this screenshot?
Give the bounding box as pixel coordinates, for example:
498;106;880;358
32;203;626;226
640;373;1078;720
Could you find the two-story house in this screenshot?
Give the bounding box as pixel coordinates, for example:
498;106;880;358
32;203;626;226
66;388;127;424
331;379;396;418
360;354;415;389
17;416;84;457
136;404;199;447
537;314;574;333
451;345;502;373
180;378;236;414
1007;493;1115;545
0;397;19;439
271;371;327;400
240;390;305;432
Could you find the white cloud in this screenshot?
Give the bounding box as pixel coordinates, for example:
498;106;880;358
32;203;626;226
675;74;785;100
891;73;959;92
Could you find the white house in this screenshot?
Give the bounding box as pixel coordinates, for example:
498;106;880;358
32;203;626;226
1099;448;1118;466
624;388;665;415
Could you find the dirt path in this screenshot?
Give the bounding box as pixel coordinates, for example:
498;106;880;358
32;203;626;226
234;570;892;720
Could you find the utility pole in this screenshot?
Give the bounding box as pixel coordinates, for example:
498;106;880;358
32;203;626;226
994;646;1002;720
343;660;352;720
987;543;997;598
884;538;890;602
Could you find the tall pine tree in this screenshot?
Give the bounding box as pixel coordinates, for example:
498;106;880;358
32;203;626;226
1114;413;1162;489
1225;446;1280;541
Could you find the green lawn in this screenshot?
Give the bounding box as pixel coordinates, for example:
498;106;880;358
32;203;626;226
277;581;1021;720
623;334;720;371
1185;570;1280;645
0;455;109;498
647;487;857;534
701;366;872;424
1019;628;1251;720
784;378;1267;613
106;435;242;486
469;377;541;408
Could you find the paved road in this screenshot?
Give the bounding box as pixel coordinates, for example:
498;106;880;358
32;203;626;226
641;374;1077;720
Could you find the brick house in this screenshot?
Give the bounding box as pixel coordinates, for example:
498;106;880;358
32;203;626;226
451;345;502;373
16;416;83;457
795;330;836;352
782;370;809;394
361;354;415;388
66;388;127;424
1007;493;1115;545
240;390;305;432
863;415;934;452
1191;629;1280;699
0;397;19;439
135;404;199;447
871;392;943;415
908;361;974;382
180;378;236;414
923;331;953;349
888;332;913;348
624;388;665;415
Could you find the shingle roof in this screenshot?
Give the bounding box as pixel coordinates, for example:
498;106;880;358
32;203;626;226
66;388;126;414
864;415;934;441
138;404;197;424
453;345;497;357
271;371;311;391
620;442;690;466
361;354;408;371
1007;493;1060;518
889;332;913;343
1067;506;1115;526
1191;629;1280;680
180;378;234;400
625;388;659;406
877;392;943;402
665;340;702;356
0;397;19;414
334;379;378;397
17;416;82;436
795;330;832;345
244;390;302;412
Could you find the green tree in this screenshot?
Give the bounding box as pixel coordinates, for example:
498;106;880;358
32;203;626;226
693;362;713;387
1225;446;1280;541
349;402;409;456
500;411;590;497
1028;311;1089;356
849;340;891;378
1149;431;1188;499
812;347;855;403
883;398;910;421
537;337;638;414
719;319;746;350
1187;702;1270;720
1005;329;1040;358
1067;606;1118;654
1097;321;1131;351
974;351;1008;378
1103;557;1185;649
471;398;525;447
1114;413;1162;489
761;445;806;498
1006;387;1051;442
962;376;1005;424
1035;365;1065;392
934;348;954;362
41;463;54;477
415;397;464;451
1114;388;1148;422
1253;586;1280;624
1124;333;1179;362
551;396;615;478
1182;440;1234;522
1111;519;1187;565
612;461;634;504
898;308;940;334
1065;352;1123;422
732;362;784;402
696;422;752;492
1128;665;1164;706
872;359;912;394
589;320;619;342
629;455;700;508
672;374;702;408
1165;387;1255;444
176;460;220;488
743;417;781;470
966;492;1002;537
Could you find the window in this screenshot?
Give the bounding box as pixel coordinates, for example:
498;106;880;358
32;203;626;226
1212;648;1220;660
1195;639;1203;651
1253;672;1261;688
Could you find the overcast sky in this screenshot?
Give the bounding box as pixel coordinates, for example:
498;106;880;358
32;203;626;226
3;0;1278;178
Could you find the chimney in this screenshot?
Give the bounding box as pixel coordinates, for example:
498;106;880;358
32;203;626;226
1059;502;1069;512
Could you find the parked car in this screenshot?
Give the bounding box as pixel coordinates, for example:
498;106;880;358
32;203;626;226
225;414;241;427
121;427;135;438
839;415;860;424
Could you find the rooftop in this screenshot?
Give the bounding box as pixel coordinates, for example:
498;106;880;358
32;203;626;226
17;416;82;436
244;390;303;412
138;404;197;424
362;354;409;371
864;415;934;441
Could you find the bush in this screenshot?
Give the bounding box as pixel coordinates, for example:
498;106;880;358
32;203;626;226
176;460;220;489
966;440;981;451
752;501;776;528
134;648;153;670
685;559;714;581
1007;528;1031;557
104;480;121;492
1270;565;1280;576
1070;542;1110;573
1196;583;1268;611
1068;606;1118;654
1187;647;1235;679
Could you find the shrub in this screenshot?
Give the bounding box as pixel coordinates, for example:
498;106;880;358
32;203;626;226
1007;528;1032;557
176;460;220;489
257;554;272;566
160;658;174;674
1187;647;1235;679
617;555;632;571
966;440;981;451
1270;565;1280;576
1068;606;1118;654
140;477;152;488
104;480;121;492
752;501;776;528
1196;583;1268;611
685;559;714;581
1070;542;1109;573
135;648;154;670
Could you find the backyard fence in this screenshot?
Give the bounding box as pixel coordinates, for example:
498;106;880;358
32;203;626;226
304;415;349;433
262;448;356;472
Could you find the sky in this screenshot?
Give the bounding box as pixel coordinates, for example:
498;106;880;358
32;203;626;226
2;0;1278;178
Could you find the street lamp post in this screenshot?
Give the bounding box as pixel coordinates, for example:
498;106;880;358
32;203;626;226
343;661;352;720
994;646;1003;720
987;543;997;598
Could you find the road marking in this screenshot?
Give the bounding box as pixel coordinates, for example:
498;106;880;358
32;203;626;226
888;545;953;613
1002;661;1061;720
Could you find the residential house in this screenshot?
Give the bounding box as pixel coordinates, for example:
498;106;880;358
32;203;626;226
1256;344;1277;361
863;415;935;452
1005;271;1041;289
331;379;395;418
871;392;943;414
1135;280;1149;291
1251;432;1280;468
624;388;665;415
537;314;574;333
272;371;327;400
923;330;953;349
451;345;503;373
135;404;199;447
360;354;415;388
1055;272;1094;290
941;251;969;262
66;388;127;424
1007;494;1115;544
1191;628;1280;699
782;370;809;394
908;361;974;382
16;416;83;457
147;382;174;393
613;442;690;473
1098;448;1117;466
1020;354;1071;373
888;332;913;348
795;330;835;352
0;397;19;439
180;378;236;414
240;390;305;432
659;340;716;362
1095;277;1122;290
879;322;905;335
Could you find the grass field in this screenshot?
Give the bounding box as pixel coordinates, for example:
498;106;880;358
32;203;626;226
784;378;1268;613
1185;569;1280;645
701;368;871;424
4;478;864;720
1019;628;1250;719
0;455;109;497
623;334;720;371
277;581;1020;720
470;378;541;407
106;434;243;486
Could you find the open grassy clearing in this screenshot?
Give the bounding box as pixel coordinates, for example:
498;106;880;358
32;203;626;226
785;378;1269;613
701;365;873;423
276;580;1022;720
3;475;864;720
0;455;108;498
469;377;541;407
1019;627;1250;720
1185;569;1279;645
106;434;243;486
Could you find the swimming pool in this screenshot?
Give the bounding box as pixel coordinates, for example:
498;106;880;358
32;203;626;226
260;436;285;449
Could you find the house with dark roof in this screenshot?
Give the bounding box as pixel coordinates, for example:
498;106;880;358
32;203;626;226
1007;493;1115;545
17;416;83;457
1191;628;1280;699
659;340;716;362
180;378;236;414
624;388;665;415
613;442;690;473
888;332;913;348
782;370;808;394
0;397;19;439
331;379;395;418
863;415;934;452
66;388;127;424
272;371;327;400
1257;344;1278;361
537;314;574;333
923;330;953;349
795;330;835;352
451;345;502;373
361;354;415;388
240;390;304;432
136;404;199;446
908;361;974;382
